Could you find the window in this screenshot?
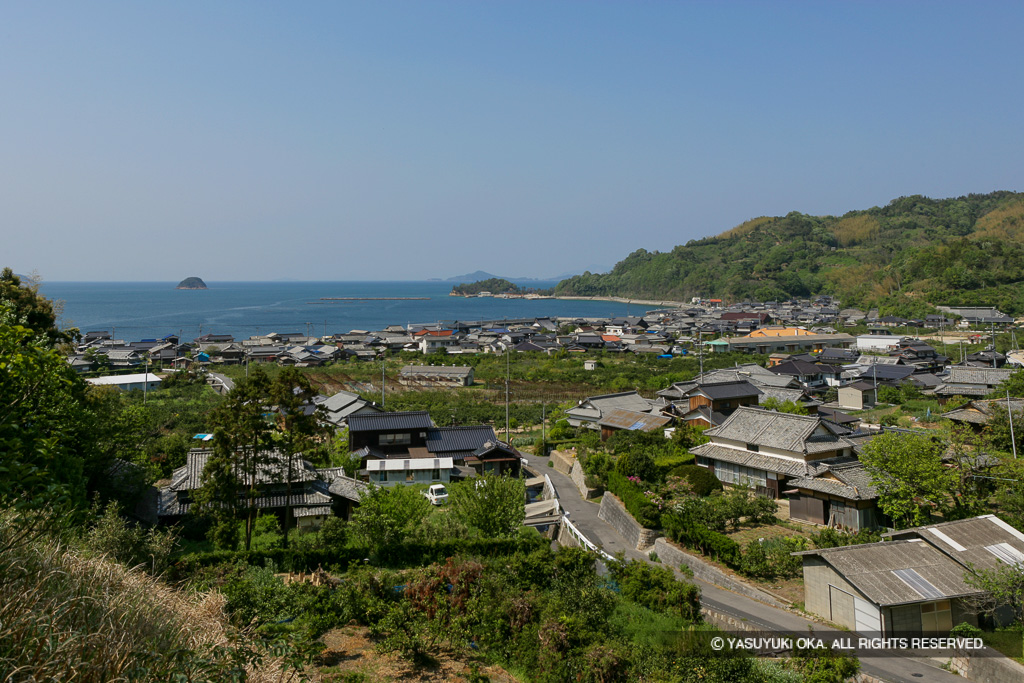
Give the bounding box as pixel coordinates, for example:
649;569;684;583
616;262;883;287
377;471;386;483
406;470;415;482
379;433;412;446
747;443;759;452
431;468;441;480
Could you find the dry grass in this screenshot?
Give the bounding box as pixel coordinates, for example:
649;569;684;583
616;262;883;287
716;216;772;240
972;200;1024;242
829;215;880;247
0;517;297;682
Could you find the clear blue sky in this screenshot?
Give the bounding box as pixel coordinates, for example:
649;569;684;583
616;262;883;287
4;2;1023;281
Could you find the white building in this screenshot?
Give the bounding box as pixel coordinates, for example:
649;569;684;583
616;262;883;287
856;334;901;352
86;373;162;392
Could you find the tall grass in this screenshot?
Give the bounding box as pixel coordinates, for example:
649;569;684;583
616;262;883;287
0;514;298;682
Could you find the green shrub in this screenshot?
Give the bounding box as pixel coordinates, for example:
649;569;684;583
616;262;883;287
669;465;723;497
810;527;882;549
606;558;701;621
662;512;741;567
606;471;662;528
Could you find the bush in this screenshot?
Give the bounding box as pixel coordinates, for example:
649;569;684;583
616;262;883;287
615;450;657;482
606;558;701;621
670;465;723;497
662;511;741;568
606;471;662;528
810;527;882;549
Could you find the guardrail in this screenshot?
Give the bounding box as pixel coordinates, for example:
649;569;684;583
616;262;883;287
543;474;558;502
561;513;615;562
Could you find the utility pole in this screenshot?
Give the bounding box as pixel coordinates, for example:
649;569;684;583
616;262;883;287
541;402;546;456
144;356;149;404
505;344;511;443
698;329;704;378
381;354;386;409
1009;389;1018;460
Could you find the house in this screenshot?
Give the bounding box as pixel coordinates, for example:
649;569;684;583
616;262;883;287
856;334;901;352
690;407;861;500
770;359;842;389
795;540;981;636
941;398;1024;431
675;380;762;426
837;381;876;410
348;411;521;484
157;448;367;528
719;330;855;355
318;390;383;427
797;515;1024;635
565;391;658;429
399;365;474;387
596;408;672;441
935;366;1014;400
87;372;162;392
785;460;883;530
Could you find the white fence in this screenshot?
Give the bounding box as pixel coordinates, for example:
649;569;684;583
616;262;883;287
561;514;615;562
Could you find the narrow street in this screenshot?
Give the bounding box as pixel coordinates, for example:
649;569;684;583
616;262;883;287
521;450;966;683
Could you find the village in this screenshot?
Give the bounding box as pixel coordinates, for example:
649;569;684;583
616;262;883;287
59;292;1024;675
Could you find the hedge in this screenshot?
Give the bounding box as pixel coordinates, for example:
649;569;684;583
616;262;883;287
606;471;661;528
662;512;741;568
170;533;550;579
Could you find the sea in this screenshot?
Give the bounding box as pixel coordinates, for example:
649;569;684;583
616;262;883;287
39;281;640;343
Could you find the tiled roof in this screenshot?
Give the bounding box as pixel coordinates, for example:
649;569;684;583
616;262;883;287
705;407;853;454
690;443;819;478
947;366;1013;386
348;411;435;432
688;380;762;401
787;462;877;500
596;408;672;432
425;426;498;453
168;449;321;493
882;515;1024;573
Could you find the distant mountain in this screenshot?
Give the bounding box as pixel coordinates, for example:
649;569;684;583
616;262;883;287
446;270;499;282
446;269;584;283
554;191;1024;316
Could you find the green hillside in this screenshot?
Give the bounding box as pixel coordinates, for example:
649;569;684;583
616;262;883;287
555;191;1024;315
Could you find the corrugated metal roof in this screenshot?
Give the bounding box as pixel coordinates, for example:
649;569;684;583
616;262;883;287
597;408;672;431
797;540;983;607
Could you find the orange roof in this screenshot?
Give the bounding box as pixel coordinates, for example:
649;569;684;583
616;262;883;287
601;334;621;342
743;326;813;338
413;329;454;337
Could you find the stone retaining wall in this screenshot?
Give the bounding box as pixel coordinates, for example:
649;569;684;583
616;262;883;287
597;493;660;551
948;649;1024;683
549;449;574;475
569;460;601;500
653;537;789;609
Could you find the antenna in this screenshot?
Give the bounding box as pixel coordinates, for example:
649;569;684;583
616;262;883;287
1009;389;1018;460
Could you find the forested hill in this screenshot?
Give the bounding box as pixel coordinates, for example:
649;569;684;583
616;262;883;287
554;191;1024;315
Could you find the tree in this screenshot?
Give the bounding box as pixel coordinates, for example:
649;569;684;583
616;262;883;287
0;294;105;519
761;397;809;414
964;561;1024;627
859;432;952;529
349;484;430;554
448;474;526;537
270;367;328;549
0;268;76;347
198;367;274;551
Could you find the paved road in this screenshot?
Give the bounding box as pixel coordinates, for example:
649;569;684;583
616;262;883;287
522;451;965;683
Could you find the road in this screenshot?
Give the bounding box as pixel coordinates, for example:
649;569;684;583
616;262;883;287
522;450;966;683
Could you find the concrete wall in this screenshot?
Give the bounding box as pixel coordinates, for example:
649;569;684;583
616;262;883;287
569;460;600;500
948;650;1024;683
597;493;660;551
655;537;789;609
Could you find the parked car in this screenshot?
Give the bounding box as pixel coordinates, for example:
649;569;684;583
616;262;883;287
423;484;448;505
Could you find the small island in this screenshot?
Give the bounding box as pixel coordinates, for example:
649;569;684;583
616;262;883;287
176;277;208;290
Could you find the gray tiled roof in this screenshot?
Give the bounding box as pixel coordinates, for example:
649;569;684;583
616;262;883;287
947;366;1013;386
687;380;762;401
787;462;877;501
704;407;854;454
348;411;435;432
690;443;819;478
596;408;672;431
425;426;499;453
168;449;321;493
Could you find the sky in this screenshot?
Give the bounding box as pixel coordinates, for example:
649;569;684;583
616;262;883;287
3;2;1023;282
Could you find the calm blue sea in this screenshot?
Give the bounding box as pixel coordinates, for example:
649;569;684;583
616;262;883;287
39;281;639;342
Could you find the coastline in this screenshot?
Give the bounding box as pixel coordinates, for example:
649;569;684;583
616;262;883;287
551;295;686;308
